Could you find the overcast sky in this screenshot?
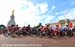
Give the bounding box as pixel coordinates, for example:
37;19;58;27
0;0;75;27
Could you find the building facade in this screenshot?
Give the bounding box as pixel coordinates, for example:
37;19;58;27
49;19;75;27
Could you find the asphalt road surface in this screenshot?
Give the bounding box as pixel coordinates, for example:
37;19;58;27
0;34;75;47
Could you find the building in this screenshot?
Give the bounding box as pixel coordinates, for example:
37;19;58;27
59;19;68;27
49;23;58;26
49;19;75;27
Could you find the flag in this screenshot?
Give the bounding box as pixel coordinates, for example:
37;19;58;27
57;23;61;29
69;21;73;28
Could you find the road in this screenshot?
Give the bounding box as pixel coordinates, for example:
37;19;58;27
0;35;75;47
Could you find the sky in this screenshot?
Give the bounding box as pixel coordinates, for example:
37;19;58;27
0;0;75;27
